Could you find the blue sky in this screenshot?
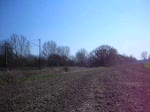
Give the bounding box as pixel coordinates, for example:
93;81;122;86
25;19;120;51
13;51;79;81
0;0;150;59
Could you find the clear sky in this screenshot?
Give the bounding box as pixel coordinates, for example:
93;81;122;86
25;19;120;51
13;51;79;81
0;0;150;59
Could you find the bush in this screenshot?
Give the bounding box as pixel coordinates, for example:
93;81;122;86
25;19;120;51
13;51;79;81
63;66;69;72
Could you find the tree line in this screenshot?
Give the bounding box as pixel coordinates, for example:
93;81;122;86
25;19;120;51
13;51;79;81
0;34;138;68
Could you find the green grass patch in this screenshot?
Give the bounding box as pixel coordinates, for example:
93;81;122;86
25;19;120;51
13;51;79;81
0;73;57;85
144;63;150;69
17;74;56;83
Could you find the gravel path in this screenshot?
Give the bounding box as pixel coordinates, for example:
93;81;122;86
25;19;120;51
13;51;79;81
0;64;150;112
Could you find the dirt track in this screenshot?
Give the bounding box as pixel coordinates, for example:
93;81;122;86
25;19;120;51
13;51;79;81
1;64;150;112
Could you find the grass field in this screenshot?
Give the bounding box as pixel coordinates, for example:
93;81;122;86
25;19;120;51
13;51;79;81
0;67;89;85
0;64;150;112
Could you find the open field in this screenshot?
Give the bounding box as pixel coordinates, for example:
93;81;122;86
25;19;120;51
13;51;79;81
0;64;150;112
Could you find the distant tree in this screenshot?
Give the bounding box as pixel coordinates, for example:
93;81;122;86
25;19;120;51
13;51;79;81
42;40;57;59
87;50;96;66
0;40;14;67
42;41;70;66
9;34;31;67
116;54;137;64
47;54;69;66
68;55;76;66
127;55;137;63
88;45;118;66
57;46;70;57
148;55;150;61
75;48;88;66
10;34;30;57
26;55;39;67
141;51;148;60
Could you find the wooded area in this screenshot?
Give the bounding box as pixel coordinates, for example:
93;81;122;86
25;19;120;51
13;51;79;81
0;34;138;68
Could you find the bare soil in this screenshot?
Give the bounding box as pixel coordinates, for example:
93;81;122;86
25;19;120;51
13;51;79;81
0;64;150;112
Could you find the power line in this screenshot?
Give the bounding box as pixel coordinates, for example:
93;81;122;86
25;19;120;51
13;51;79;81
38;39;42;70
29;39;40;42
28;41;39;47
28;39;42;70
5;41;8;72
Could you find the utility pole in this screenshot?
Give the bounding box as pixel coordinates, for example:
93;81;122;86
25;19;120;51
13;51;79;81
5;41;8;72
38;39;42;70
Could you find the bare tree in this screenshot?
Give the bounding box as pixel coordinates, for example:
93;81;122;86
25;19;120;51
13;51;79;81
9;34;31;67
75;48;88;66
42;41;70;66
141;51;148;60
42;40;57;58
57;46;70;57
47;46;70;66
10;34;30;57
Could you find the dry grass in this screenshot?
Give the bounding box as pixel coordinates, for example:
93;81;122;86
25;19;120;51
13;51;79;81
0;67;90;85
0;64;150;111
144;62;150;68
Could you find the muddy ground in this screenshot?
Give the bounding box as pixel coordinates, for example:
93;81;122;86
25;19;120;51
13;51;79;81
0;64;150;112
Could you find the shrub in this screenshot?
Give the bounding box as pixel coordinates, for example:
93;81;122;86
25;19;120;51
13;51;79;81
63;66;69;72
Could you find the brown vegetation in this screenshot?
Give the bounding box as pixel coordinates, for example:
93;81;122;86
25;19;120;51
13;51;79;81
0;64;150;111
